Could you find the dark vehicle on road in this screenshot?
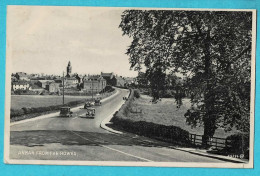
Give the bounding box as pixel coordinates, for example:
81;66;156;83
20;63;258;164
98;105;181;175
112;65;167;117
59;107;73;117
84;101;94;109
84;108;95;118
94;99;102;106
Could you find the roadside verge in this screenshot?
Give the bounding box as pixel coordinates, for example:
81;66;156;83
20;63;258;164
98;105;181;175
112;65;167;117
100;89;130;134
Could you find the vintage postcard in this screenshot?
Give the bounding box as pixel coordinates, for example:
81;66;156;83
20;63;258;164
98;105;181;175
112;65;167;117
4;6;256;168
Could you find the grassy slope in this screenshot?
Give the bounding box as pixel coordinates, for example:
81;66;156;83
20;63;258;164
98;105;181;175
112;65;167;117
124;94;237;138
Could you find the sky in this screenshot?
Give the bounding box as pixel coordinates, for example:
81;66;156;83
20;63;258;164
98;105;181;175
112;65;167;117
7;6;137;77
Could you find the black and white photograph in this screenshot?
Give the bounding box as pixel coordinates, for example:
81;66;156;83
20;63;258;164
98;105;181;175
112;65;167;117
4;6;256;168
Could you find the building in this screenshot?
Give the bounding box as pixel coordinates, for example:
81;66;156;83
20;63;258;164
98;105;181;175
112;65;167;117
101;72;117;86
46;82;60;93
115;76;126;87
65;77;78;88
36;80;55;89
124;77;136;86
12;81;30;91
29;84;44;94
83;75;106;93
54;79;63;87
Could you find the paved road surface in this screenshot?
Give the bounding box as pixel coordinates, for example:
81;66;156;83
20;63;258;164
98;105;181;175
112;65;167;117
10;88;225;162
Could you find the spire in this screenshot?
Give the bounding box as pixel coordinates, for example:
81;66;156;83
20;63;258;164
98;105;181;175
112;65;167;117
66;61;72;77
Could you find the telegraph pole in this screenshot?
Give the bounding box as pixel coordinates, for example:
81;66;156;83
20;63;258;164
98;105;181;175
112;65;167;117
102;80;103;97
91;79;93;101
62;72;65;105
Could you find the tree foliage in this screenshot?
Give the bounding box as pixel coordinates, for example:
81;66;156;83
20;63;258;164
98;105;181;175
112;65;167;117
119;10;252;144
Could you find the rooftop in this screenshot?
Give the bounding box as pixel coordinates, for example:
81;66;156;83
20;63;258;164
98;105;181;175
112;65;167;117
12;81;29;85
101;72;114;78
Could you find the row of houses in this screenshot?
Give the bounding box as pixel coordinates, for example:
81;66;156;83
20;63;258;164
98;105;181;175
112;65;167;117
11;62;136;93
12;80;60;93
11;72;135;93
101;72;135;87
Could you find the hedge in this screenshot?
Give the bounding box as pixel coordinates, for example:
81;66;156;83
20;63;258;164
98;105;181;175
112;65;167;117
111;117;191;146
225;133;249;159
10;99;87;119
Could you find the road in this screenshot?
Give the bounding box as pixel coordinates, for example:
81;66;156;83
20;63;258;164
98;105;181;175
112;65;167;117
10;88;226;163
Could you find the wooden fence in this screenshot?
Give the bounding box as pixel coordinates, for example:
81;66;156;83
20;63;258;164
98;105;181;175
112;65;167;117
189;133;232;149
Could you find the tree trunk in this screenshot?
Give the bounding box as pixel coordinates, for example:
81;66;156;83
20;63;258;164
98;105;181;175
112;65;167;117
202;29;216;147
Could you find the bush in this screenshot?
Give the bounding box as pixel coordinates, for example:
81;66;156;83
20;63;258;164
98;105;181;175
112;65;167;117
133;89;140;98
22;107;32;114
10;109;25;117
162;90;174;98
14;89;26;95
103;85;115;93
226;133;249;159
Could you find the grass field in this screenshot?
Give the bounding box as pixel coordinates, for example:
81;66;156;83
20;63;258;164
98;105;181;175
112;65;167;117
125;94;237;138
11;95;89;109
11;90;116;110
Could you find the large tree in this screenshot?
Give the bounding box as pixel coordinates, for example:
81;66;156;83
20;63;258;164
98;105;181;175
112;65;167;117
120;10;252;145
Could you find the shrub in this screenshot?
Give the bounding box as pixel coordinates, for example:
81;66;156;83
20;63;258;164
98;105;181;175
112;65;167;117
10;109;25;117
22;107;32;114
133;89;140;98
162;90;174;98
226;133;249;159
103;85;115;93
14;89;25;95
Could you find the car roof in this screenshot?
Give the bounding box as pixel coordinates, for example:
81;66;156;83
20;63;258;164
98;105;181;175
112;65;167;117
87;108;95;110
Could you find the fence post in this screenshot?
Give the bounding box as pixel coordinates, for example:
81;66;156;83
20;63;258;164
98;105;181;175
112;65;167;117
194;134;196;145
215;138;218;149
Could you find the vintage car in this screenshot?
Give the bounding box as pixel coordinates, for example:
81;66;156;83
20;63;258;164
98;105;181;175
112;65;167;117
94;99;102;106
84;101;94;109
84;108;96;118
59;107;73;117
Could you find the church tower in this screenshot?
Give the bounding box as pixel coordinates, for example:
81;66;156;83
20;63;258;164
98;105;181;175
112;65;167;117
66;61;72;77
